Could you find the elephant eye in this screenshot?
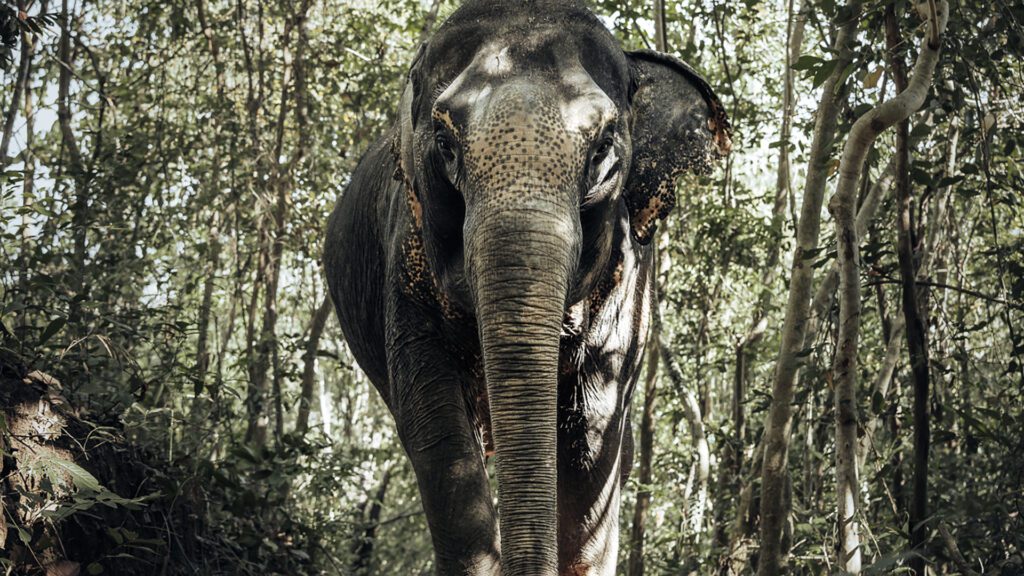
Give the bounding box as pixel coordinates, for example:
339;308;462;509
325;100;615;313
592;136;614;165
435;131;457;164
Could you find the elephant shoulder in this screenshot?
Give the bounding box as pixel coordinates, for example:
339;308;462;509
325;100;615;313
323;129;401;391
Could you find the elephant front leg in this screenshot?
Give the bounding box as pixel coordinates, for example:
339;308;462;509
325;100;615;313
556;397;631;576
404;432;500;576
387;304;500;575
557;458;624;576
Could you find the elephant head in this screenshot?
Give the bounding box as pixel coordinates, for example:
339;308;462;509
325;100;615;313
394;2;729;573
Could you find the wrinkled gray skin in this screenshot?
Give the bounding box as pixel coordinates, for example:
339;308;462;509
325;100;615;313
324;1;729;574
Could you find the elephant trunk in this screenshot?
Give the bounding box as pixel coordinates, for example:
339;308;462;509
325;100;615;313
465;196;580;576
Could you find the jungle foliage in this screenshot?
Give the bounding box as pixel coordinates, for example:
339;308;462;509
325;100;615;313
0;0;1022;574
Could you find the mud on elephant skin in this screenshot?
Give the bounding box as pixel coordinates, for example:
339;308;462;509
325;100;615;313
323;1;730;574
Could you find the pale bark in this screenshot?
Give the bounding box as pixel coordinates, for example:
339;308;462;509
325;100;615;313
661;339;709;536
653;0;666;52
807;156;897;341
829;126;865;576
756;4;863;573
826;3;948;570
860;315;905;459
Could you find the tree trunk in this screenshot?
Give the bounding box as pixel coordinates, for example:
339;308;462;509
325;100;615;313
721;439;764;575
884;5;949;572
756;4;863;573
58;0;90;335
828;101;866;576
195;212;221;396
0;0;31;168
193;0;229;401
718;2;806;564
296;294;333;436
653;0;666;52
861;120;957;463
246;1;312;446
661;337;709;537
245;32;294;447
861;315;905;459
18;0;44;291
824;4;948;570
419;0;443;43
627;315;660;576
350;466;393;575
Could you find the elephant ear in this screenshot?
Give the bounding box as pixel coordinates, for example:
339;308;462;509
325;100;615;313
625;50;732;245
397;43;427;216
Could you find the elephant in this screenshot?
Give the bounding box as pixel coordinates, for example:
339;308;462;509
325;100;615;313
324;1;730;574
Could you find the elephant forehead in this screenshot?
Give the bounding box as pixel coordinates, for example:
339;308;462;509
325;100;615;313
434;43;614;140
557;67;617;136
435;40;512;112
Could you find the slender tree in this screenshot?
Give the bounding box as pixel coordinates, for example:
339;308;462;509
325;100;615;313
0;0;32;168
828;3;948;570
296;295;333;436
628;319;660;576
246;0;313;446
757;4;863;573
884;3;948;571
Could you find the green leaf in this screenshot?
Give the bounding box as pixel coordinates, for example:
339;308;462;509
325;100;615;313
87;562;104;575
38;317;66;346
937;175;964;188
791;55;825;71
910;122;932;139
47;457;102;492
812;59;839;89
872;390;885;415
